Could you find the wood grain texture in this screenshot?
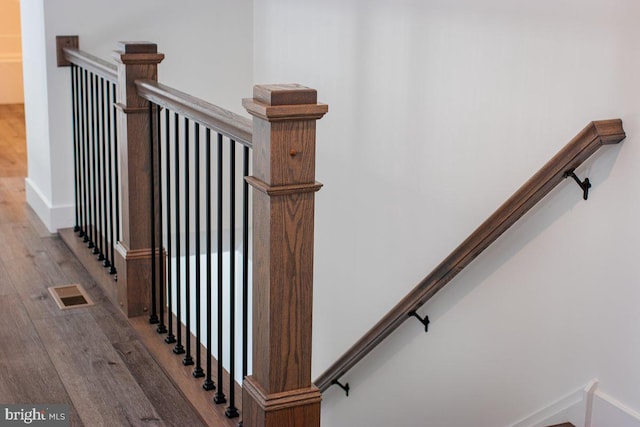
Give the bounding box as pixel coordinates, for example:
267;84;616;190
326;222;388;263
315;119;626;392
32;312;166;426
0;112;202;425
135;79;252;147
253;84;317;106
0;217;204;426
56;35;79;67
0;178;27;225
129;314;238;427
62;48;118;83
59;228;118;307
0;222;78;321
112;42;164;317
242;378;321;427
113;43;164;110
0;295;85;425
0;105;27;178
0;252;14;296
42;234;205;427
244;84;327;427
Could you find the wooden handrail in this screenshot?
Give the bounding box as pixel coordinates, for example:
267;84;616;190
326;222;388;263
135;79;252;147
314;119;626;393
62;47;118;83
56;34;328;426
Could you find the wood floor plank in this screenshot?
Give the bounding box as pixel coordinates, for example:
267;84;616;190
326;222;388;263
0;223;78;320
0;104;27;177
0;294;83;425
40;234;206;426
26;205;54;238
33;311;166;426
112;339;206;427
130;315;240;427
0;105;205;426
0;178;27;224
0;255;16;296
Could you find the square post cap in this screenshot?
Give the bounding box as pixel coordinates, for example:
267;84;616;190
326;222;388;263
243;84;328;122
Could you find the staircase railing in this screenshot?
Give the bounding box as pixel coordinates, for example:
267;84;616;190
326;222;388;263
315;119;626;393
56;36;327;427
55;36;121;291
54;32;625;425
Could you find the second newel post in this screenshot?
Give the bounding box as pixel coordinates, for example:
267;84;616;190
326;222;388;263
242;84;328;427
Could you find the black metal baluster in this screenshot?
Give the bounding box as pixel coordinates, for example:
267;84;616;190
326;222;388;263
203;128;215;391
173;112;185;355
106;81;116;274
97;77;106;263
226;141;239;418
78;67;87;240
71;65;80;233
91;74;100;255
157;106;167;334
149;102;159;325
94;74;101;254
93;76;100;255
193;123;204;377
85;70;94;246
214;132;226;405
242;145;250;380
90;73;99;254
165;108;176;344
81;70;91;243
112;82;119;274
183;117;194;366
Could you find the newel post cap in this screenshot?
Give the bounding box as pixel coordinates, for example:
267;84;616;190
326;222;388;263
243;84;328;122
112;41;165;64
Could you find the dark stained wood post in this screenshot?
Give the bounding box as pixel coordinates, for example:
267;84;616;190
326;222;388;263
113;42;164;317
242;85;328;427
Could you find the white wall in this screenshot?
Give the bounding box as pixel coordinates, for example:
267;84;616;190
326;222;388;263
0;0;24;104
254;1;640;426
20;0;253;232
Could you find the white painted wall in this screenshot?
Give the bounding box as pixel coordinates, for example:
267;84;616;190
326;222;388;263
0;0;24;104
20;0;253;232
253;1;640;426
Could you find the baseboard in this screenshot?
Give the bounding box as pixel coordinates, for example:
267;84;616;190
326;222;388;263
511;380;640;427
25;178;74;233
511;382;588;427
592;389;640;427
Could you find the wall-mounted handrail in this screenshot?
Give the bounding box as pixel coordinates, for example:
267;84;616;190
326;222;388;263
62;47;118;83
315;119;626;393
135;79;252;147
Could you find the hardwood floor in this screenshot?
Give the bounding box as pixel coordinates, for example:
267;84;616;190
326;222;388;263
0;104;27;177
0;105;205;426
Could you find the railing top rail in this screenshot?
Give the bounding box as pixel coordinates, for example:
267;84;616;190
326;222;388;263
135;79;253;148
62;47;118;83
314;119;626;393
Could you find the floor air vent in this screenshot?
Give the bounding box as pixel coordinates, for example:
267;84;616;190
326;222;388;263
48;284;94;310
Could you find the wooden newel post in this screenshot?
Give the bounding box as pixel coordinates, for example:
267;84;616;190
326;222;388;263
242;85;328;427
113;42;164;317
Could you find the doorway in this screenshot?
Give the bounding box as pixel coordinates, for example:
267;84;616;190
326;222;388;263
0;0;24;104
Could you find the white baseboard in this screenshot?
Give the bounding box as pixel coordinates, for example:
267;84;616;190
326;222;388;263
25;178;74;233
511;379;640;427
592;389;640;427
511;382;589;427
